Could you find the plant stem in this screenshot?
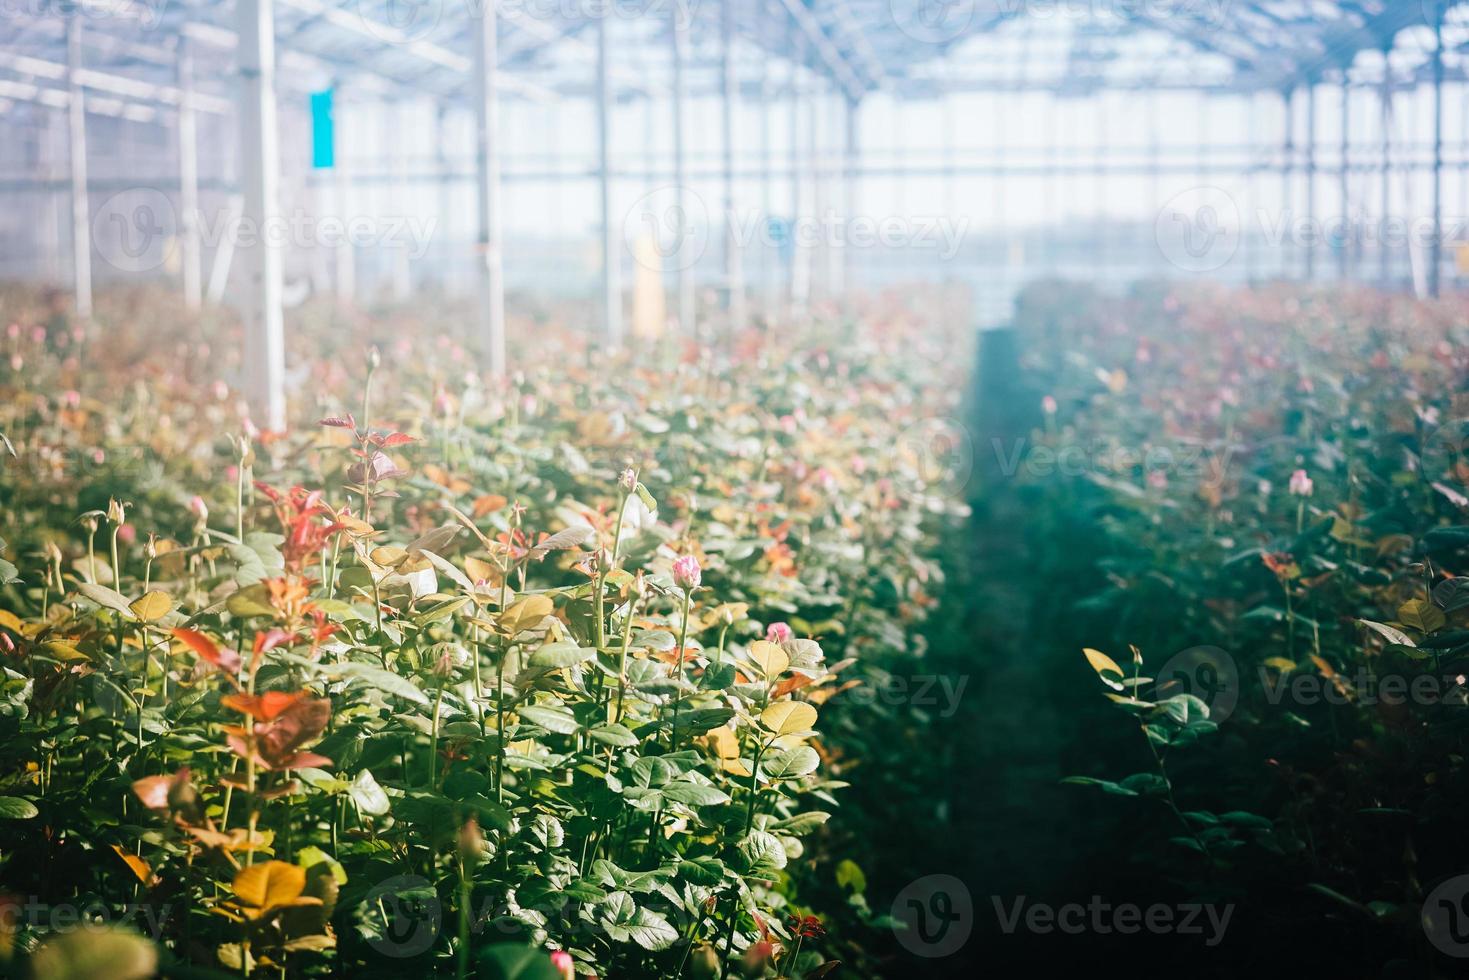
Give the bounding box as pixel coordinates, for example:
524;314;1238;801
670;589;692;749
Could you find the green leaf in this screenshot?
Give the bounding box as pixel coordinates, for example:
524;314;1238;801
587;723;639;748
76;583;134;617
518;704;581;734
475;944;563;980
529;642;594;669
348;769;390;817
677;856;727;886
338;663;430;706
763;745;820;780
0;796;38;819
661;781;731;807
735;830;787;875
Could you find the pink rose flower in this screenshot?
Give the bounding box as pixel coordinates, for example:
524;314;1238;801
1288;469;1313;497
672;554;701;591
765;622;793;644
550;950;575;980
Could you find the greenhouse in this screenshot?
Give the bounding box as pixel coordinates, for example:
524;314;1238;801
2;0;1469;976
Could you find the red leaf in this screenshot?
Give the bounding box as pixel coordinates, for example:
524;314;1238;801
317;414;357;429
379;432;415;447
173;628;241;675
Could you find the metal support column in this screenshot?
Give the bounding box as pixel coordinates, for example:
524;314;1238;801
720;0;745;331
472;6;507;373
66;17;92;319
1281;87;1294;278
1380;58;1392;286
178;38;202;309
671;13;694;337
237;0;286;430
1304;81;1316;280
596;14;621;347
1431;5;1445;298
1339;74;1350;281
843;95;859;305
334;88;354;309
789;37;808;314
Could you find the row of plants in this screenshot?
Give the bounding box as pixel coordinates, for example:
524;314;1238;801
999;280;1469;972
0;286;971;978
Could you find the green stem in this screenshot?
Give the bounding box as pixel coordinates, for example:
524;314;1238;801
670;589;693;749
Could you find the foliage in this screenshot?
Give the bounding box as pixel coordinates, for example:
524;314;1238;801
0;286;970;978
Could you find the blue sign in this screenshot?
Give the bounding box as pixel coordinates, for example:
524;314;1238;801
310;89;334;169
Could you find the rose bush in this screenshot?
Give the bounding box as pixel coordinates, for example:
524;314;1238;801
994;279;1469;971
0;286;971;978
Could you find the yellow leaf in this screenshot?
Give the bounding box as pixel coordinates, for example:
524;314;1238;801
233;860;305;911
0;609;21;632
464;556;498;588
747;641;789;678
1083;648;1125;690
128;591;174;622
111;843;153;885
370;546;408;569
760;701;817;736
500;594;554;636
44;641;88;662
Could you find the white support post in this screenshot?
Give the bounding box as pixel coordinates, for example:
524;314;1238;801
473;8;507;374
843;95;859;306
66;17;92;319
333;89;354;310
720;0;745;332
237;0;286;430
788;35;809;315
392;100;413;304
1380;58;1392;286
1304;81;1317;281
761;48;777;318
671;13;694;338
596;13;622;348
1340;75;1350;282
1431;4;1445;298
824;85;842;300
178;37;202;309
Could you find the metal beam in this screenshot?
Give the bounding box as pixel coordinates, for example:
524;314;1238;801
722;0;745;331
1339;73;1350;282
66;18;91;320
472;2;507;375
774;0;865;101
671;14;694;338
1380;53;1392;286
178;38;201;309
1304;81;1316;280
596;15;621;348
1430;3;1444;298
237;0;287;430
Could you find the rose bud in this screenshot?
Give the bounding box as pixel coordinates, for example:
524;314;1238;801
765;622;792;644
672;555;701;592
